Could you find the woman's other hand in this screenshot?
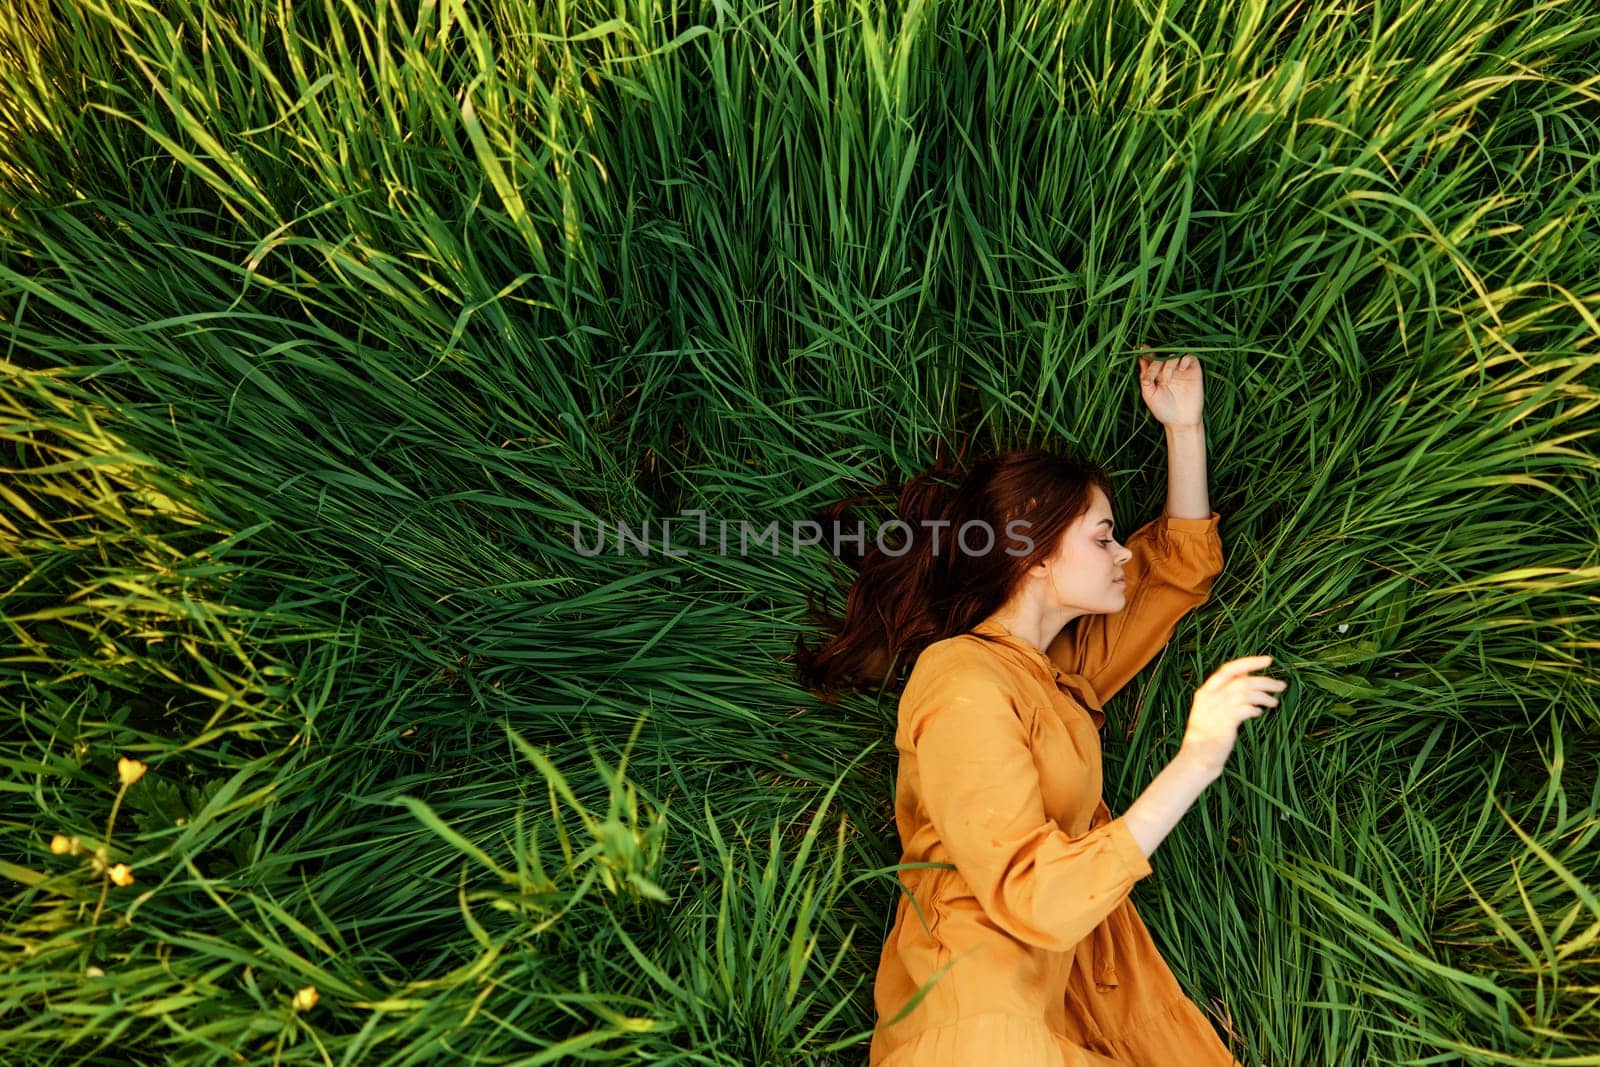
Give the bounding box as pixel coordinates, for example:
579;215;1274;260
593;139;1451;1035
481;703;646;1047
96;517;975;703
1180;655;1285;777
1138;349;1204;429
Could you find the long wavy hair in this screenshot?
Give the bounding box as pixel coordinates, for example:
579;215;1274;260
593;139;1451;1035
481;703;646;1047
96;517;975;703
793;448;1115;703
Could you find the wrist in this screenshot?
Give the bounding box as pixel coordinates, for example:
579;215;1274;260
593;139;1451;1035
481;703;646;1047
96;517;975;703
1174;744;1226;782
1162;421;1205;435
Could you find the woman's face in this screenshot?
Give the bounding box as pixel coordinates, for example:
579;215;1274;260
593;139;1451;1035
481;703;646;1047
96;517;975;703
1044;487;1134;615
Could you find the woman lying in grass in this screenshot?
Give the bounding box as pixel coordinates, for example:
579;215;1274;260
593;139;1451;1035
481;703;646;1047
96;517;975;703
796;353;1285;1065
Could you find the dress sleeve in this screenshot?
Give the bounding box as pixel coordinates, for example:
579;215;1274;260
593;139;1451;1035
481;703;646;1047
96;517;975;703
906;658;1154;953
1044;511;1224;707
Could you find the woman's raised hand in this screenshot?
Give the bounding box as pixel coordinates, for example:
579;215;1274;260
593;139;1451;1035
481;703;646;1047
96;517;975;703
1181;656;1285;776
1138;349;1204;429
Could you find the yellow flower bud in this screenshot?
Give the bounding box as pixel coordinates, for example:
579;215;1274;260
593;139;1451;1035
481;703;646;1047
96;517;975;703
50;834;75;855
117;758;148;787
292;985;319;1012
108;863;134;887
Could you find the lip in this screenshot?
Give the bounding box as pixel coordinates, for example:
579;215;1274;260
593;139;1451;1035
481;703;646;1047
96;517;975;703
1113;577;1126;585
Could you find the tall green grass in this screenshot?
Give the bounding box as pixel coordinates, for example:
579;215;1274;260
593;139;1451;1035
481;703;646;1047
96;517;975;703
2;0;1597;1062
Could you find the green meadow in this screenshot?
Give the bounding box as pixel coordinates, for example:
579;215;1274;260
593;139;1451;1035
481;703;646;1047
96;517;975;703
2;0;1597;1062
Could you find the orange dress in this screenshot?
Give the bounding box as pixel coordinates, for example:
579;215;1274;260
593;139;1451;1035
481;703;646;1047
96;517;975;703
869;511;1239;1066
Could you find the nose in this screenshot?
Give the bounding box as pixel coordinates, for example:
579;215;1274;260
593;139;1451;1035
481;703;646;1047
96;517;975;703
1116;544;1133;565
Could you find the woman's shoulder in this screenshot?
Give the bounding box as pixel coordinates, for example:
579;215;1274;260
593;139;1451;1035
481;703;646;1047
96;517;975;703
896;637;1035;744
912;630;995;667
904;634;1025;698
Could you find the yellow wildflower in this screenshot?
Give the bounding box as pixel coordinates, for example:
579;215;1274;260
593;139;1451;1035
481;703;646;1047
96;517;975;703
108;863;134;887
292;985;319;1012
50;834;76;855
117;758;148;787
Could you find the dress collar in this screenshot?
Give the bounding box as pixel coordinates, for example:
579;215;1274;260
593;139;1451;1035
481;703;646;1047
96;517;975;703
969;616;1105;714
970;616;1069;684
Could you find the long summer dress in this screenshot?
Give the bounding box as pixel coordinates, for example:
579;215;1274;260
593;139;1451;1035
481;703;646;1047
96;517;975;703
868;511;1240;1066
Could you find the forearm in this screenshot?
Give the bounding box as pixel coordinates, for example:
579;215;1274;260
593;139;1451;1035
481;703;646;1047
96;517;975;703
1163;423;1210;520
1119;748;1221;857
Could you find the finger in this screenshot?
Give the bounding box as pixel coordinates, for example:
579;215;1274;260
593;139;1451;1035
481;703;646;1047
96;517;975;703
1223;681;1277;706
1200;658;1276;689
1214;655;1275;677
1227;683;1284;707
1236;675;1288;692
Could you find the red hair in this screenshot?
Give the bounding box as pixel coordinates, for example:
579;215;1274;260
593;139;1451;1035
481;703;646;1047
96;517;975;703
793;448;1114;702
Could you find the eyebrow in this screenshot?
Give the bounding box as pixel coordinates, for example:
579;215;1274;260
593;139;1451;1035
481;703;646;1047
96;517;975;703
1094;518;1114;529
